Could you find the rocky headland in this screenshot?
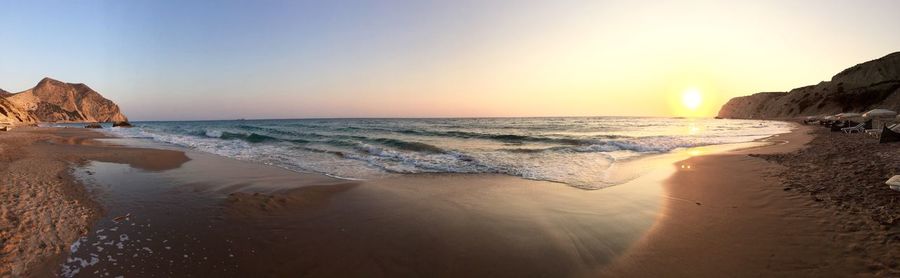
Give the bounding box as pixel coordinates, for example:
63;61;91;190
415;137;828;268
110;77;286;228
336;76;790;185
0;78;127;126
718;52;900;119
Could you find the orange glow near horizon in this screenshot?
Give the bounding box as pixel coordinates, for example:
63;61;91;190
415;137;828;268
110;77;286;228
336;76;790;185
6;1;900;121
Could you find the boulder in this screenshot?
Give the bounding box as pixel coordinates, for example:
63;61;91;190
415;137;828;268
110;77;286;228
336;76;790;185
112;121;133;128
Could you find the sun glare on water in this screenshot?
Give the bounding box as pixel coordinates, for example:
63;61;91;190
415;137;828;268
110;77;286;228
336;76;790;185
682;89;702;110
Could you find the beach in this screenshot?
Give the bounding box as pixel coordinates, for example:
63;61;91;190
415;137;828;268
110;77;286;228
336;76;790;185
4;1;899;277
603;126;900;276
0;128;189;277
2;124;899;277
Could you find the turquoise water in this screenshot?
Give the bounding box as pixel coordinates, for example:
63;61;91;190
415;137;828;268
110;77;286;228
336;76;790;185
67;117;791;189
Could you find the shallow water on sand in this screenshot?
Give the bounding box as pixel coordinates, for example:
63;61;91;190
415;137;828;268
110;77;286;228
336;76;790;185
59;138;766;277
59;148;348;277
82;117;791;189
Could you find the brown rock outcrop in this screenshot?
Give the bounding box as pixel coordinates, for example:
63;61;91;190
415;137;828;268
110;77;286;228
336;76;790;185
2;78;128;124
0;95;38;125
718;52;900;119
112;121;133;128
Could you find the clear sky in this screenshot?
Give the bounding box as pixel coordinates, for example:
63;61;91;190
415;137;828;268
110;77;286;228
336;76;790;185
2;0;899;120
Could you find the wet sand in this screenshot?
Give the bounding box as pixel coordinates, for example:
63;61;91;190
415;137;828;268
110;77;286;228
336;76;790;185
0;128;189;277
5;125;899;277
604;126;900;277
60;147;673;277
43;130;755;277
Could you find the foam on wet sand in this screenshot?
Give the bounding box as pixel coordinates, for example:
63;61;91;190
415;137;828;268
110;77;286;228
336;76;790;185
2;124;899;276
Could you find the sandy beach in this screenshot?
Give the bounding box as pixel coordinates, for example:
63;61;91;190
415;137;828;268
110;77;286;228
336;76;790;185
0;128;189;277
1;125;899;277
4;1;899;277
54;139;672;277
603;126;900;277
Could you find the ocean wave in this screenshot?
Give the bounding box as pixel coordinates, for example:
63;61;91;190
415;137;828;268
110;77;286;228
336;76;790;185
195;130;309;144
498;137;692;154
247;122;627;145
193;128;449;155
498;133;785;155
368;138;445;153
218;132;279;143
101;118;793;190
391;129;626;145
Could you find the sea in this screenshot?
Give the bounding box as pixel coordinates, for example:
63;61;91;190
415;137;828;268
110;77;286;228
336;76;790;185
64;117;792;189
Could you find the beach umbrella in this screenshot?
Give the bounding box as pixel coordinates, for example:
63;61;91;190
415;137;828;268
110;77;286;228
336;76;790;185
863;109;897;118
836;113;866;123
835;113;862;119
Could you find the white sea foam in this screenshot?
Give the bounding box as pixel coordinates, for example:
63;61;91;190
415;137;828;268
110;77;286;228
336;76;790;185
102;118;792;189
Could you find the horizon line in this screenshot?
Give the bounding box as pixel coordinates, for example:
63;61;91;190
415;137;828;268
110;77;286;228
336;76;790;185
124;115;717;122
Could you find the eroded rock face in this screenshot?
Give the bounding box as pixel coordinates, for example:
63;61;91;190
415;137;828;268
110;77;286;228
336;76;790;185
3;78;128;124
0;95;38;125
719;52;900;119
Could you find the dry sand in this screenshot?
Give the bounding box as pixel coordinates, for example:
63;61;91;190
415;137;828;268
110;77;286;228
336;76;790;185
754;128;900;226
603;125;900;277
0;127;189;277
4;125;899;277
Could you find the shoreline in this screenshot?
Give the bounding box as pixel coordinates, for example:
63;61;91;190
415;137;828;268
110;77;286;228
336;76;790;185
3;124;898;276
3;126;698;276
603;124;900;276
0;128;190;277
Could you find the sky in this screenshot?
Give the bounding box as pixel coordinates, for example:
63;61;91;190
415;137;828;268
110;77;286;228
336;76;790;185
1;0;899;120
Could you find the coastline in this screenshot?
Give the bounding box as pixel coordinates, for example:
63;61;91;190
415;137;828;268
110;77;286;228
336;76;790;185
2;126;722;276
3;123;898;276
603;124;900;276
0;128;189;277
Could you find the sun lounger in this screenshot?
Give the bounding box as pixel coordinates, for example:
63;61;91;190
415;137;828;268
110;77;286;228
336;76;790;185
830;121;849;132
841;123;865;134
866;123;899;137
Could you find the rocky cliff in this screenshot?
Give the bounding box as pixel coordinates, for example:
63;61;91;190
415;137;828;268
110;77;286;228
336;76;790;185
0;78;127;125
0;95;38;125
718;52;900;119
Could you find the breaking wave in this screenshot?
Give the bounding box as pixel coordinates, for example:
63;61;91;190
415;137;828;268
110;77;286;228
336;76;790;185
103;117;792;189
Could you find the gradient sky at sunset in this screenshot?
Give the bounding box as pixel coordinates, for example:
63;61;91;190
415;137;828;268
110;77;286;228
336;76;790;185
2;0;899;120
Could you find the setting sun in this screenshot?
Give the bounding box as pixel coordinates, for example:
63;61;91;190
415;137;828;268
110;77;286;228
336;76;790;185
3;1;900;276
682;89;703;110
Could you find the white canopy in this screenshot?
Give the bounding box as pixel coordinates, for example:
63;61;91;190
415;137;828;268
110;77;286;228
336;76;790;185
863;109;897;118
835;113;862;119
